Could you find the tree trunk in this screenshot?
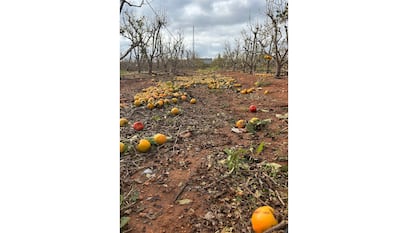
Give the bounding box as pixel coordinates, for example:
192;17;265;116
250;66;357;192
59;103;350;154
275;62;282;78
148;58;153;75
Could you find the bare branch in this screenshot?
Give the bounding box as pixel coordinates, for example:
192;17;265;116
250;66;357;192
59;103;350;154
120;0;144;13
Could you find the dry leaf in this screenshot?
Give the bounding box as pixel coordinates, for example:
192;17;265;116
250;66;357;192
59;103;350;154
177;199;192;205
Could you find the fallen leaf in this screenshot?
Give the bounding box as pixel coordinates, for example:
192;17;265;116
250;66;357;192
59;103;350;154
276;113;288;119
120;216;130;228
177;199;192;205
231;127;246;133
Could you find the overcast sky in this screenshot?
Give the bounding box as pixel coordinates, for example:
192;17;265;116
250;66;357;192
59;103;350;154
120;0;268;59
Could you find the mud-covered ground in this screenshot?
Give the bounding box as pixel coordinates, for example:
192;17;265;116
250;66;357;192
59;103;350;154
120;70;288;233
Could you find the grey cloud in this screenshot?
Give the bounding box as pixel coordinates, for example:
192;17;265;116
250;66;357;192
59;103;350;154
122;0;268;58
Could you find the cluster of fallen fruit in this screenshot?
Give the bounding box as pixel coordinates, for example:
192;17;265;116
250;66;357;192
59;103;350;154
120;72;286;233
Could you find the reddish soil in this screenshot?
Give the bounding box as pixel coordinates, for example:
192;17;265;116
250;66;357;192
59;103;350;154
120;70;288;233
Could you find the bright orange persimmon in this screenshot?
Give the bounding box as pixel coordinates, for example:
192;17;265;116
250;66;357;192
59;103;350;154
153;133;167;145
236;120;246;128
136;139;151;153
251;206;278;233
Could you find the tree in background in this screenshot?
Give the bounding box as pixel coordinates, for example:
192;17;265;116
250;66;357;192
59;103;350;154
120;11;146;69
265;0;288;78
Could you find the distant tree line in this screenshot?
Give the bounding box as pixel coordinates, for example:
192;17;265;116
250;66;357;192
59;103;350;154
119;0;288;78
120;2;196;75
218;0;288;78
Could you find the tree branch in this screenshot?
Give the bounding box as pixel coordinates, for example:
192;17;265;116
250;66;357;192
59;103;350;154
120;0;144;13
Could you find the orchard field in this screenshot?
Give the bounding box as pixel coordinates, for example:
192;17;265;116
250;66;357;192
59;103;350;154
120;70;288;233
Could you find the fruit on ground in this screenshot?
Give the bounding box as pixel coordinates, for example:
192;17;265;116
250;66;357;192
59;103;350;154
171;98;178;103
132;122;144;131
251;206;278;233
136;139;151;153
264;90;269;94
120;118;128;127
249;117;260;124
181;95;187;101
147;102;155;110
236;120;246;128
153;133;167;145
249;105;257;112
170;107;180;115
156;100;164;107
120;142;126;153
190;98;196;104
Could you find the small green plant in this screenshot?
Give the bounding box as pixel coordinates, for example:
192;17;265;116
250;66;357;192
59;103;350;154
224;147;248;174
246;118;271;133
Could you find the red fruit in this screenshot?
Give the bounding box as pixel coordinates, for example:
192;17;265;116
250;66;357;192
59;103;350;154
249;105;257;112
132;122;144;131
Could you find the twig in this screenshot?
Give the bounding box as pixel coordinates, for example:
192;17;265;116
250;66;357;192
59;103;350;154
244;177;268;207
262;173;286;206
174;182;188;202
263;220;288;233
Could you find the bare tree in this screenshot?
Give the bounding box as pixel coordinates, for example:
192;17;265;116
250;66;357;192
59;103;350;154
167;31;185;74
258;21;275;73
223;39;241;71
144;13;166;75
120;11;146;62
241;22;261;74
266;0;288;78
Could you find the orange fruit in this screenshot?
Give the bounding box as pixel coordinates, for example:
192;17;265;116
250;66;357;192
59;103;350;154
136;139;151;153
181;95;187;101
120;118;128;127
251;206;278;233
240;89;247;94
156;100;164;107
264;90;269;95
190;98;196;104
147;102;155;110
170;107;180;115
120;142;126;153
134;99;141;107
153;133;167;145
236;120;246;128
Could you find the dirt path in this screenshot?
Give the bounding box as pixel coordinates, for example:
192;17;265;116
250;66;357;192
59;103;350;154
120;70;288;233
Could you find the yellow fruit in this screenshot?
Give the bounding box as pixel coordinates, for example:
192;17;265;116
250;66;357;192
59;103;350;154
153;133;167;145
240;89;247;94
236;120;246;128
171;98;178;103
147;97;155;103
249;117;260;124
120;118;128;127
170;107;180;115
264;90;269;95
147;102;155;110
136;139;151;153
251;206;278;233
120;142;126;153
190;98;196;104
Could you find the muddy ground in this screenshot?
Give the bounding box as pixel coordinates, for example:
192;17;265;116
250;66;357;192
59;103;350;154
120;70;288;233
